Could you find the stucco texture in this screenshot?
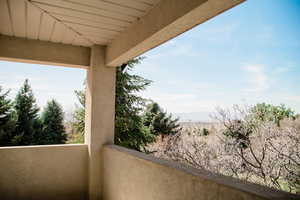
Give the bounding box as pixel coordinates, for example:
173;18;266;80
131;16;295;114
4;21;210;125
0;144;88;200
102;145;299;200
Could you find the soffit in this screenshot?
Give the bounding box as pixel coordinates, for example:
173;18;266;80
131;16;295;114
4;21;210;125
0;0;160;47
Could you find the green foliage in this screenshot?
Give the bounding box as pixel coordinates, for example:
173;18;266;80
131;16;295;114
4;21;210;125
67;132;84;144
222;103;296;148
71;59;182;151
143;102;181;137
251;103;295;126
13;79;40;145
73;89;85;135
202;128;209;136
39;100;67;144
0;87;15;146
115;58;155;151
143;102;160;127
72;58;155;151
0;80;68;146
222;119;255;149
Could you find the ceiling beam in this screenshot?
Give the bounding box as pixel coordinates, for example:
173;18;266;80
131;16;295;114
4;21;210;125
106;0;245;67
0;35;90;68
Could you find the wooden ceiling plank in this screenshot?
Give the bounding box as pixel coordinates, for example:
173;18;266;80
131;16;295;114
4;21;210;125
67;0;145;17
64;22;120;34
39;13;55;41
52;14;124;32
50;22;65;43
61;28;77;44
33;3;131;27
9;0;26;38
32;0;137;22
103;0;152;11
65;22;120;38
0;0;13;36
27;0;93;47
27;2;41;40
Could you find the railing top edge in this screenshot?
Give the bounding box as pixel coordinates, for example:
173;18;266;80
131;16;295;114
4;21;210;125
0;143;87;150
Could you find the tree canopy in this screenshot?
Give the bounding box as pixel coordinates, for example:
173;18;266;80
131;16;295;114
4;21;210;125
13;79;40;145
40;99;67;144
0;80;67;146
143;102;181;138
0;87;15;146
114;58;155;151
251;103;296;126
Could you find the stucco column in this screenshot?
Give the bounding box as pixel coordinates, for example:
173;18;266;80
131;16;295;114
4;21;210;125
85;45;116;200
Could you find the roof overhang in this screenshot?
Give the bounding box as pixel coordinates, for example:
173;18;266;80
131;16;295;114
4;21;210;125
0;0;245;67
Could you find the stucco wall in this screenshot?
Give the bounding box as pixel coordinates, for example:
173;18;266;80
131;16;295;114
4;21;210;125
103;145;299;200
0;144;88;200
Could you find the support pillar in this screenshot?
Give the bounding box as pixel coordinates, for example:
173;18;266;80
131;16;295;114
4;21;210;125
85;45;116;200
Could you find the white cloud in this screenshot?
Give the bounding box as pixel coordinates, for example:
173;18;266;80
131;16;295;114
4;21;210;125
244;64;270;92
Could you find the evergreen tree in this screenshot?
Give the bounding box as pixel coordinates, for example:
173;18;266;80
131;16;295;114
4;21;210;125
13;79;40;145
143;102;181;138
143;102;161;127
0;86;15;146
72;58;155;151
115;58;154;151
73;89;85;135
40;100;66;144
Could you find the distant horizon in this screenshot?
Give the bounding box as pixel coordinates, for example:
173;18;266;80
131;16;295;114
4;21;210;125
1;75;299;122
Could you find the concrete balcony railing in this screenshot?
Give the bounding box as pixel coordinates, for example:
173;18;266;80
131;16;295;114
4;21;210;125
0;144;88;200
0;144;299;200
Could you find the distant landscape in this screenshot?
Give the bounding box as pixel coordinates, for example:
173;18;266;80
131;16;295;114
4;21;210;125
174;112;213;122
148;108;300;194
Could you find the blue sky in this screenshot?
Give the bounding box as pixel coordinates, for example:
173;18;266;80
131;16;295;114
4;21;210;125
1;0;300;121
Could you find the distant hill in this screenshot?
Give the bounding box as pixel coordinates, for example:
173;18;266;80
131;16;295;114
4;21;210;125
173;112;213;122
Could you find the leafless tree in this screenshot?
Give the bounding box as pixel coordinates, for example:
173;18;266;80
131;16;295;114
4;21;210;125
148;106;300;194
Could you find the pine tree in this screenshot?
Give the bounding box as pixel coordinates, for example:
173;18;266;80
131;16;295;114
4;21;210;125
13;79;40;145
40;99;66;144
0;86;15;146
72;58;155;151
143;102;161;127
114;58;155;151
143;102;181;138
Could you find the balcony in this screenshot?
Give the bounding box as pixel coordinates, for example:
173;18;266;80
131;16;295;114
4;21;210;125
0;144;298;200
0;0;299;199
